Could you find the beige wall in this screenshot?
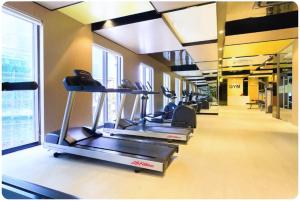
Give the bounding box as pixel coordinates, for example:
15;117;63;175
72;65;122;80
4;2;182;133
292;39;298;126
227;77;249;106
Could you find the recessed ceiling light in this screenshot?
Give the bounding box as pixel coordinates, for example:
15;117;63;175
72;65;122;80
219;30;224;34
218;48;223;51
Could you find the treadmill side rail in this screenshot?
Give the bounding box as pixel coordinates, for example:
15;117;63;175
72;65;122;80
100;127;189;142
43;143;166;172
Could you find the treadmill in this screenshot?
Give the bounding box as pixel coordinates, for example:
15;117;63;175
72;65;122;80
44;70;178;173
100;80;193;142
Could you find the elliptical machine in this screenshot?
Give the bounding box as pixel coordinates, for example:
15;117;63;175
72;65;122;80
179;90;201;114
160;86;177;120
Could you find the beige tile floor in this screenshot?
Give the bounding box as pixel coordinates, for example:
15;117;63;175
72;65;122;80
2;106;298;199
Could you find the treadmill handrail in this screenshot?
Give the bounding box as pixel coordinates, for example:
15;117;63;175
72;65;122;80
2;175;79;199
2;82;38;91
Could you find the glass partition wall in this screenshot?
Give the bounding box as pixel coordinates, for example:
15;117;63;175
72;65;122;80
272;43;293;122
278;44;293;122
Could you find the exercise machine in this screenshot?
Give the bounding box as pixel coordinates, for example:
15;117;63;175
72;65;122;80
44;70;178;173
101;80;195;142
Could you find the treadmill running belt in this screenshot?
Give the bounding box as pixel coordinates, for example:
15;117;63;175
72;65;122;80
75;137;175;159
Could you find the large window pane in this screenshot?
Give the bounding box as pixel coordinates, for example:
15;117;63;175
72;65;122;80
92;45;104;125
175;78;181;104
107;53;119;122
92;45;122;124
163;73;170;107
140;64;154;114
2;10;39;150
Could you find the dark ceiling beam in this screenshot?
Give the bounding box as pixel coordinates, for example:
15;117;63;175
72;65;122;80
92;10;161;31
205;77;218;81
222;70;250;76
182;39;217;47
225;11;298;36
171;64;198;71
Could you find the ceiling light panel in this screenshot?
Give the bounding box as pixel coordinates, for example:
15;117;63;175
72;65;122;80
163;3;217;43
175;70;203;77
196;61;218;71
223;39;294;58
185;76;204;80
186;43;218;62
35;1;81;10
151;1;208;13
59;1;154;24
95;18;182;54
222;55;270;67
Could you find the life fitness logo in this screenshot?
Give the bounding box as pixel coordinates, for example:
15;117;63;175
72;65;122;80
131;160;154;168
229;84;240;89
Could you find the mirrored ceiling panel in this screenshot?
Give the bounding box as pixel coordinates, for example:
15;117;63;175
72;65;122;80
35;1;81;10
163;3;217;44
95;18;182;54
186;43;218;62
151;1;209;13
222;55;271;67
149;50;194;66
223;39;294;58
225;28;298;46
59;1;154;24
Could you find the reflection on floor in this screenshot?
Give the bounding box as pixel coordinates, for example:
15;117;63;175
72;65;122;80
2;106;298;198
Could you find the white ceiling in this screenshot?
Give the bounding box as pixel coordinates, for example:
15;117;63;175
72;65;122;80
196;61;218;71
35;1;80;10
185;43;218;62
163;3;217;43
95;18;182;54
151;1;208;13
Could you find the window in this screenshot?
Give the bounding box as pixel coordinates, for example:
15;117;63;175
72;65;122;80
163;73;171;106
92;44;123;124
140;63;154;114
2;8;42;152
175;78;181;104
183;80;186;91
